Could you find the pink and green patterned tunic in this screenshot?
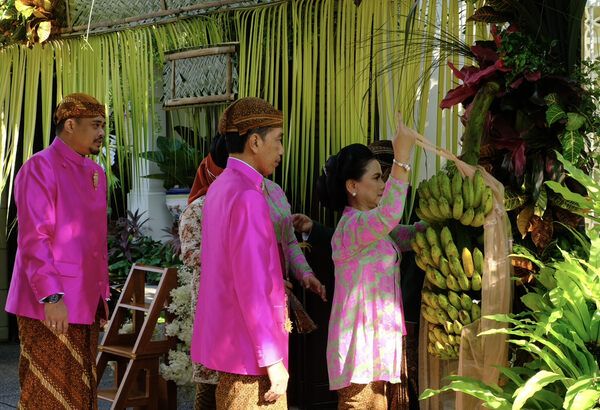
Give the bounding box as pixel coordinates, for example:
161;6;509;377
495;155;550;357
327;177;424;390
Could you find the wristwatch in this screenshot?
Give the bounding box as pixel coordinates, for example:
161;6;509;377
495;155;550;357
42;293;63;304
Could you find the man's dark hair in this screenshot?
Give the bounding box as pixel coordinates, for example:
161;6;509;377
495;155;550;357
225;127;271;154
55;118;79;134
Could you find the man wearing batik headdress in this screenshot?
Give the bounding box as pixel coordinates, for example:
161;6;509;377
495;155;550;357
6;93;109;409
192;97;309;408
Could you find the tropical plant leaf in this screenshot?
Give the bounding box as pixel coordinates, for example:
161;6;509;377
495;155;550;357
420;378;511;409
534;187;547;217
504;189;529;211
546;181;591;209
520;292;546;312
569;389;600;410
467;6;510;24
546;104;566;126
565;113;586;131
560;130;585;164
14;0;35;18
37;20;51;43
517;205;534;239
590;237;600;269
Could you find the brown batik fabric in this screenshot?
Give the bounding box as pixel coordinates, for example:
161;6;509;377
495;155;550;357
17;316;99;410
215;372;287;410
337;381;388;410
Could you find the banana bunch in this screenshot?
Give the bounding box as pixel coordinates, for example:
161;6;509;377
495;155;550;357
413;225;485;360
416;169;493;227
412;227;484;293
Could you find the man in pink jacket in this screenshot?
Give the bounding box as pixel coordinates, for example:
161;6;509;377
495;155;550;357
5;93;109;409
191;97;289;408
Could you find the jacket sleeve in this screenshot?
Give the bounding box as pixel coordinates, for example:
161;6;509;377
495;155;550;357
229;189;285;368
336;177;409;258
284;217;314;282
15;156;62;301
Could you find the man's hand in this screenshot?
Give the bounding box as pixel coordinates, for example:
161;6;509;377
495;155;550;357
44;300;69;334
292;214;313;235
302;274;327;302
265;360;289;402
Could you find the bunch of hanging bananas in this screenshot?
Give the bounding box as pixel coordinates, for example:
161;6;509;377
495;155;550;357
412;226;484;359
416;169;493;226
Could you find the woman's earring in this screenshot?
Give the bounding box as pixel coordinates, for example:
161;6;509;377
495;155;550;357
352;192;357;197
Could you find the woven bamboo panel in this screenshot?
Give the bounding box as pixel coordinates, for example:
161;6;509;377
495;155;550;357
69;0;163;27
66;0;272;29
163;50;239;107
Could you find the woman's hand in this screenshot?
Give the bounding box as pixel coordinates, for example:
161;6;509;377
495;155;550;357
392;112;417;162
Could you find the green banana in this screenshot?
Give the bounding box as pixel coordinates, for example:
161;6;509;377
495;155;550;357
438;197;452;219
420;248;434;267
452;196;464;220
445;242;459;259
458;309;472;325
440;227;453;248
438;173;452;203
410;241;421;254
459;208;475;226
453;319;464;335
415;257;428;271
460;293;473;310
471;271;482;291
423;309;438;325
428;199;444;220
428;330;437;343
436;309;450;324
418;180;432;199
448;334;459;346
449;256;465;277
472;170;485;208
461;247;475;278
427;266;446;289
421;291;436;308
426;227;441;249
415;231;428;250
457;273;471;291
437;294;450;311
470;210;485;227
439;257;451;277
446;274;460;292
419;199;437;221
432;326;446;343
483;187;493;214
471;304;481;321
445;304;459;321
473;247;484;273
447;291;462;310
462;176;474;209
444;320;454;334
451;172;463;199
429;174;441;198
431;245;442;267
424;305;440;323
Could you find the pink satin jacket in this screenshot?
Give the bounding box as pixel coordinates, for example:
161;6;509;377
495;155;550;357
5;138;109;325
191;157;288;376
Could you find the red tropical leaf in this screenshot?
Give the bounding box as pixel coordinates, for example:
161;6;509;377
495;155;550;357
524;71;541;82
470;44;499;66
530;214;553;251
440;85;477;109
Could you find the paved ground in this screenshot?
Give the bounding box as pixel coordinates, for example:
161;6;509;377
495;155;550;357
0;342;194;409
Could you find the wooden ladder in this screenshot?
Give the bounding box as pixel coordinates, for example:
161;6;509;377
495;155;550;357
96;264;178;409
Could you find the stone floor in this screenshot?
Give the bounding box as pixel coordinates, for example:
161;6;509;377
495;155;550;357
0;342;194;409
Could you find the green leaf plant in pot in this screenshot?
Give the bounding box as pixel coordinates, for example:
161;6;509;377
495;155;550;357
140;135;197;220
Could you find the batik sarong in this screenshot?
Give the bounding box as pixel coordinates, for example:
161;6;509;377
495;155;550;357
215;372;287;409
17;316;99;410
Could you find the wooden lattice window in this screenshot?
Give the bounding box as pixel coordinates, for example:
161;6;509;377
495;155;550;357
163;44;238;108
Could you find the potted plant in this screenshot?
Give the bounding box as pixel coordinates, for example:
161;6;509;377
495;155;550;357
140;135;197;220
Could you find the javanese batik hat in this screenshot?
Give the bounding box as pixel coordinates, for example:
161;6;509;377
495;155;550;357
54;93;105;124
218;97;283;136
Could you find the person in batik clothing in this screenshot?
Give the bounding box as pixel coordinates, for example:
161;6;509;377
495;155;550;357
180;136;228;409
5;93;109;410
316;116;425;409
